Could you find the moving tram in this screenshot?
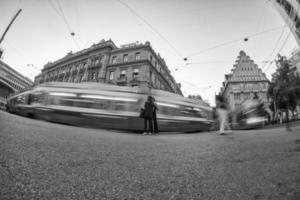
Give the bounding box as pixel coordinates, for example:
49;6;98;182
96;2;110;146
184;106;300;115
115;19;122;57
231;99;269;130
6;82;214;132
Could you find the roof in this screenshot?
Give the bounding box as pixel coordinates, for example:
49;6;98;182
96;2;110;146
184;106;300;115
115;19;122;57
225;51;269;83
220;51;269;95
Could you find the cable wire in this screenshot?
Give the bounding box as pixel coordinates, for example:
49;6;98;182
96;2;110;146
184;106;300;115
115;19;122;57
116;0;184;59
263;26;286;71
187;26;284;58
48;0;80;49
265;0;299;72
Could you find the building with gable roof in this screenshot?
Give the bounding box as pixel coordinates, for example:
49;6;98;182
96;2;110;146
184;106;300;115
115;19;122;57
219;51;270;110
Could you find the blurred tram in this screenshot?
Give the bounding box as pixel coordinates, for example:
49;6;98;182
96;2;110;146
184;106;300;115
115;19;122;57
6;82;214;132
231;99;269;130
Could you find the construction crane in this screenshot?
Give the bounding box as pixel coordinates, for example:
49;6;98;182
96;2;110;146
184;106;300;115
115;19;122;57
0;9;22;58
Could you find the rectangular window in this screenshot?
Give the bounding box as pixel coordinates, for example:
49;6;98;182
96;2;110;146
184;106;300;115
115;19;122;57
112;56;117;64
109;71;115;80
123;54;128;62
95;58;99;65
120;70;126;78
152;73;155;84
244;92;250;99
234;93;240;100
284;2;292;16
133;68;139;78
135;52;140;60
92;72;96;80
150;56;153;62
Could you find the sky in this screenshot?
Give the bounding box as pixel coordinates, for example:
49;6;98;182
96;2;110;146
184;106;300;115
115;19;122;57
0;0;298;106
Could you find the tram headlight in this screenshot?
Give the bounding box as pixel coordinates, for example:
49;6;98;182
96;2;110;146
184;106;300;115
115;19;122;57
246;117;265;124
49;92;76;97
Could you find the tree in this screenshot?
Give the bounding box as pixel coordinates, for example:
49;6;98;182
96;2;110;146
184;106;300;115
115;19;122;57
267;55;299;120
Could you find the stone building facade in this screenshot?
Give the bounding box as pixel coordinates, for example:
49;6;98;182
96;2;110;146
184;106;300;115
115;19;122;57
0;60;33;108
271;0;300;47
219;51;270;110
34;39;182;95
0;60;33;97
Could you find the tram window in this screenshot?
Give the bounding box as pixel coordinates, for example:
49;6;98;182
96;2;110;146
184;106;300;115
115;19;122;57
115;102;127;111
17;95;25;104
158;106;180;116
32;93;45;104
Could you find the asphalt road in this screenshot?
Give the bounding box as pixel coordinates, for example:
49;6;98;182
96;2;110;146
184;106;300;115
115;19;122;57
0;111;300;200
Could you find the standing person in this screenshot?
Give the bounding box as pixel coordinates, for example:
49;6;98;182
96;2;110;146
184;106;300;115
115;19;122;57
152;97;159;134
216;95;230;135
143;96;155;135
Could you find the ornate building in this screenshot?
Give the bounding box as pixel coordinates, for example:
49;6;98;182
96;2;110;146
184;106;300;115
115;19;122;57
271;0;300;47
34;39;182;95
0;60;33;106
219;51;270;110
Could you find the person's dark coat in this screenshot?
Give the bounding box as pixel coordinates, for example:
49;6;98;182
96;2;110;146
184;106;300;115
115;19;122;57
144;101;155;119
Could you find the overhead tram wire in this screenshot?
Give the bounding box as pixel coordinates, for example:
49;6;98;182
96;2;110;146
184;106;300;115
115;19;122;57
251;0;269;58
116;0;184;60
265;0;300;72
262;25;286;71
55;0;81;49
48;0;80;50
185;26;285;60
265;30;292;72
172;60;274;73
2;40;41;77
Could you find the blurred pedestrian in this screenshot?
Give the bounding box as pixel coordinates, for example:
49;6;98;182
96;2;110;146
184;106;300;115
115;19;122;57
285;103;292;132
152;97;159;134
216;95;230;135
143;96;155;135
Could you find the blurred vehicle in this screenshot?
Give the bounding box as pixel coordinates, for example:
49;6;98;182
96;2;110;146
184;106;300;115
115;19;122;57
0;97;6;110
232;99;269;130
6;82;214;133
